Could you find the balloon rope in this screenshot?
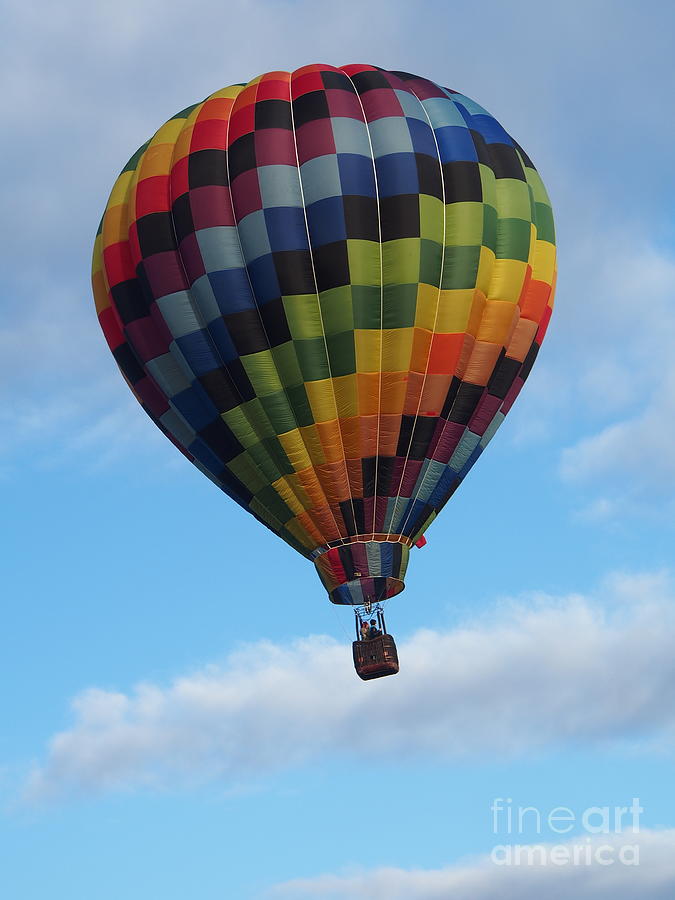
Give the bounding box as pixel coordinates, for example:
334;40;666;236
341;70;385;542
385;82;447;541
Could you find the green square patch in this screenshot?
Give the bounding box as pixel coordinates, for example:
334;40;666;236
326;331;356;377
383;238;421;284
239;398;276;441
283;294;322;340
419;238;442;286
419;194;444;241
353;285;381;329
496;218;531;262
441;245;481;290
320;285;354;335
482;205;497;252
495;178;532;220
259;390;297;435
240;350;281;397
295;337;330;382
226;451;267;494
383;283;417;328
261;436;294;477
272;341;303;388
254;484;294;523
478;162;496;206
526;169;551;205
222;406;258;449
347;239;381;286
246;440;283;483
535;203;555;244
445;201;483;246
286;383;315;427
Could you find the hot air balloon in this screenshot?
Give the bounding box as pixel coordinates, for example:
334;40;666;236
92;64;556;680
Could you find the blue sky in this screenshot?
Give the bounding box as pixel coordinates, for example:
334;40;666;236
3;1;675;897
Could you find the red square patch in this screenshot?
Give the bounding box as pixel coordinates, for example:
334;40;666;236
326;89;364;120
191;118;228;152
291;69;324;99
257;75;290;102
295;119;336;165
170;156;189;196
427;332;464;375
135;175;169;218
189;185;235;229
230;169;262;219
228;102;255;144
255;129;297;166
360;89;404;122
103;240;133;287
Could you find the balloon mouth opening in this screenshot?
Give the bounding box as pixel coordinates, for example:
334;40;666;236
313;540;410;606
329;575;405;606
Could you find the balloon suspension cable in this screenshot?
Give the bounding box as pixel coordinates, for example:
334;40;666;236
353;602;389;639
331;601;352;643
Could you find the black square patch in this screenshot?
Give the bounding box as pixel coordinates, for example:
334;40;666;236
313;241;350;292
441;161;482;203
273;250;315;295
198;368;241;413
380;194;420;241
292;90;331;128
321;71;354;92
136;212;175;258
343;195;379;241
227;133;257;180
350;70;391;92
487;143;526;180
254;99;292;131
487;350;521;399
225;308;270;355
416;153;443;200
188;149;228;188
111;278;150;325
171;193;194;244
260;297;292;346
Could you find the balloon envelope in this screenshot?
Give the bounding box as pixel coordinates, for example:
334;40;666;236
92;64;556;605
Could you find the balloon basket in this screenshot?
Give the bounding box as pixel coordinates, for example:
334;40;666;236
352;604;399;680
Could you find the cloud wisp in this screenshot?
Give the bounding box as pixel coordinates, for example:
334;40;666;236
23;571;675;803
557;239;675;510
268;829;675;899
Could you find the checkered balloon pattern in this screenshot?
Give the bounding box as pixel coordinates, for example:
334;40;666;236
92;64;556;606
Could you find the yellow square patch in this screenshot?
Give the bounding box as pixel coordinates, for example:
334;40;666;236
304;379;338;423
487;258;528;303
354;329;382;373
435;289;475;333
532;240;556;285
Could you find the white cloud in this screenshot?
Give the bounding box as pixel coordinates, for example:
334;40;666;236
502;230;675;515
0;274;176;472
0;279;99;388
23;571;675;803
0;366;173;475
560;381;675;488
574;496;623;524
556;239;675;503
268;829;675;899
